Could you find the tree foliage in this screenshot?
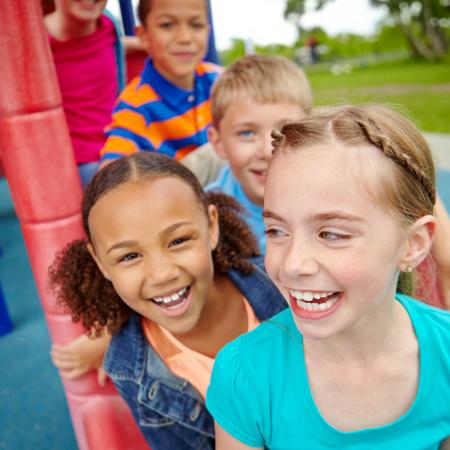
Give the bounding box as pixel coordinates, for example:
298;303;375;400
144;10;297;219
283;0;449;60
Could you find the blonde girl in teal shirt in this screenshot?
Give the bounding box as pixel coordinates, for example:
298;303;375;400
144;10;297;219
206;105;450;449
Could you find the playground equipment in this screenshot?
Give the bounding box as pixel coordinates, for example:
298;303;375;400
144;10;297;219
0;1;218;448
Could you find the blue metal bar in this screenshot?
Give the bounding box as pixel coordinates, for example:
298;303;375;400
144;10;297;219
205;0;220;64
0;284;13;337
119;0;135;36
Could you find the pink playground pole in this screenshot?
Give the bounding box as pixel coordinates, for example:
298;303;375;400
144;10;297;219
0;1;147;448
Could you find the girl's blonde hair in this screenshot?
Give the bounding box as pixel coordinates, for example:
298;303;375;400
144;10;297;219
272;104;435;225
271;104;436;297
211;55;313;128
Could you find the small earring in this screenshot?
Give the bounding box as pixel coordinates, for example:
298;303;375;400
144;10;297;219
405;266;414;273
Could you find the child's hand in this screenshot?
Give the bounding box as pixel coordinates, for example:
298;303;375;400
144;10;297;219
50;332;111;385
122;36;144;55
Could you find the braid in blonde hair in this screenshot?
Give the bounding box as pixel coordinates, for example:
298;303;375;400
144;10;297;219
271;128;285;153
354;116;436;205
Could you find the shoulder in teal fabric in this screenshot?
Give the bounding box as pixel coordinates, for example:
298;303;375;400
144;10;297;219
206;295;450;449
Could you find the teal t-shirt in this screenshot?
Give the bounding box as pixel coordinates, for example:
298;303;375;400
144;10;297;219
206;295;450;449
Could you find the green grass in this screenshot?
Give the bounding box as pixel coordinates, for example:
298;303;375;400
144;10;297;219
307;58;450;132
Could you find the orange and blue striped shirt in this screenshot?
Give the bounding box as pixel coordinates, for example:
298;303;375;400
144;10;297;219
100;59;222;163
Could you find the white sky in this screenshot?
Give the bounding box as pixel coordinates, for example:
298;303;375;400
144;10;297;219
108;0;387;51
211;0;387;50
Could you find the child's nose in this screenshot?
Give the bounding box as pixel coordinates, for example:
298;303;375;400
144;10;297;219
282;240;319;278
176;24;193;43
144;255;179;285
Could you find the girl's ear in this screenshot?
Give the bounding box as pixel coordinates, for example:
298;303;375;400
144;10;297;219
399;215;436;272
86;243;111;281
207;204;220;251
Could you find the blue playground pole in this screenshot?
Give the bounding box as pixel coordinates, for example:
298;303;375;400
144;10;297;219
0;283;13;336
119;0;136;36
0;245;13;336
205;0;220;64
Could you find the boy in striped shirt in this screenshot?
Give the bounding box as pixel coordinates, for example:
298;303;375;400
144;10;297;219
100;0;221;165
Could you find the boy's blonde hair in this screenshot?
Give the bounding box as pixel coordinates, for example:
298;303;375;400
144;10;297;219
272;104;435;224
211;55;313;128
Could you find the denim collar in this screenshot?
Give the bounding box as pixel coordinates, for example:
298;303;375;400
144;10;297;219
140;59;196;110
104;257;286;436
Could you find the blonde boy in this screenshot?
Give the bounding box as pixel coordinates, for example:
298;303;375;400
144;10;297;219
206;55;313;252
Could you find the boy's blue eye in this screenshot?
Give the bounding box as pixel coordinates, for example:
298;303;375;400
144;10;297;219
120;252;139;262
238;130;255;139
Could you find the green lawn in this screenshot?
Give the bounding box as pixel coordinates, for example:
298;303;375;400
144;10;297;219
306;58;450;133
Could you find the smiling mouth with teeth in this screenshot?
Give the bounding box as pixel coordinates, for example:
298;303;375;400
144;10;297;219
290;290;341;312
151;286;191;308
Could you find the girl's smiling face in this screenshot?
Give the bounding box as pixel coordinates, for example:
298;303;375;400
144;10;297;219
263;144;409;341
87;176;218;335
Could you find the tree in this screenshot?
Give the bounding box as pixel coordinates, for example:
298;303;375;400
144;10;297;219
283;0;328;39
283;0;449;60
370;0;448;60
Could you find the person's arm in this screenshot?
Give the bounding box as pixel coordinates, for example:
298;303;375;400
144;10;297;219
121;35;144;54
51;331;112;386
440;437;450;449
215;422;263;450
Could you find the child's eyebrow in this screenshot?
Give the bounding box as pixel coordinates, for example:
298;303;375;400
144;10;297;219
107;240;137;254
262;210;285;222
309;212;366;223
233;121;256;128
106;222;195;254
163;221;195;234
262;210;365;223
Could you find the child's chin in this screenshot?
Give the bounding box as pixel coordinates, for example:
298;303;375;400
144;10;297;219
247;189;264;206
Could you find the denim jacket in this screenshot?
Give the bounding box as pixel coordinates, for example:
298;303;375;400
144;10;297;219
103;257;286;450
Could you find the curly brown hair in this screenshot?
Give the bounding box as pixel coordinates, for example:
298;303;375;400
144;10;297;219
48;153;259;335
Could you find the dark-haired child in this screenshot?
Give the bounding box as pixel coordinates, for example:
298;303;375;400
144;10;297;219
49;152;286;449
100;0;221;165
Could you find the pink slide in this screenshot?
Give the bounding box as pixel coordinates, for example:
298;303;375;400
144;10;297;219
0;1;148;448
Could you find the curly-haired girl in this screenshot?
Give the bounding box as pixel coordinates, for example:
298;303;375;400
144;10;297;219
48;152;286;449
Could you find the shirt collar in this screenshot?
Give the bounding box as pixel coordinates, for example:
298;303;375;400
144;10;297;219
223;167;263;216
141;59;196;109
